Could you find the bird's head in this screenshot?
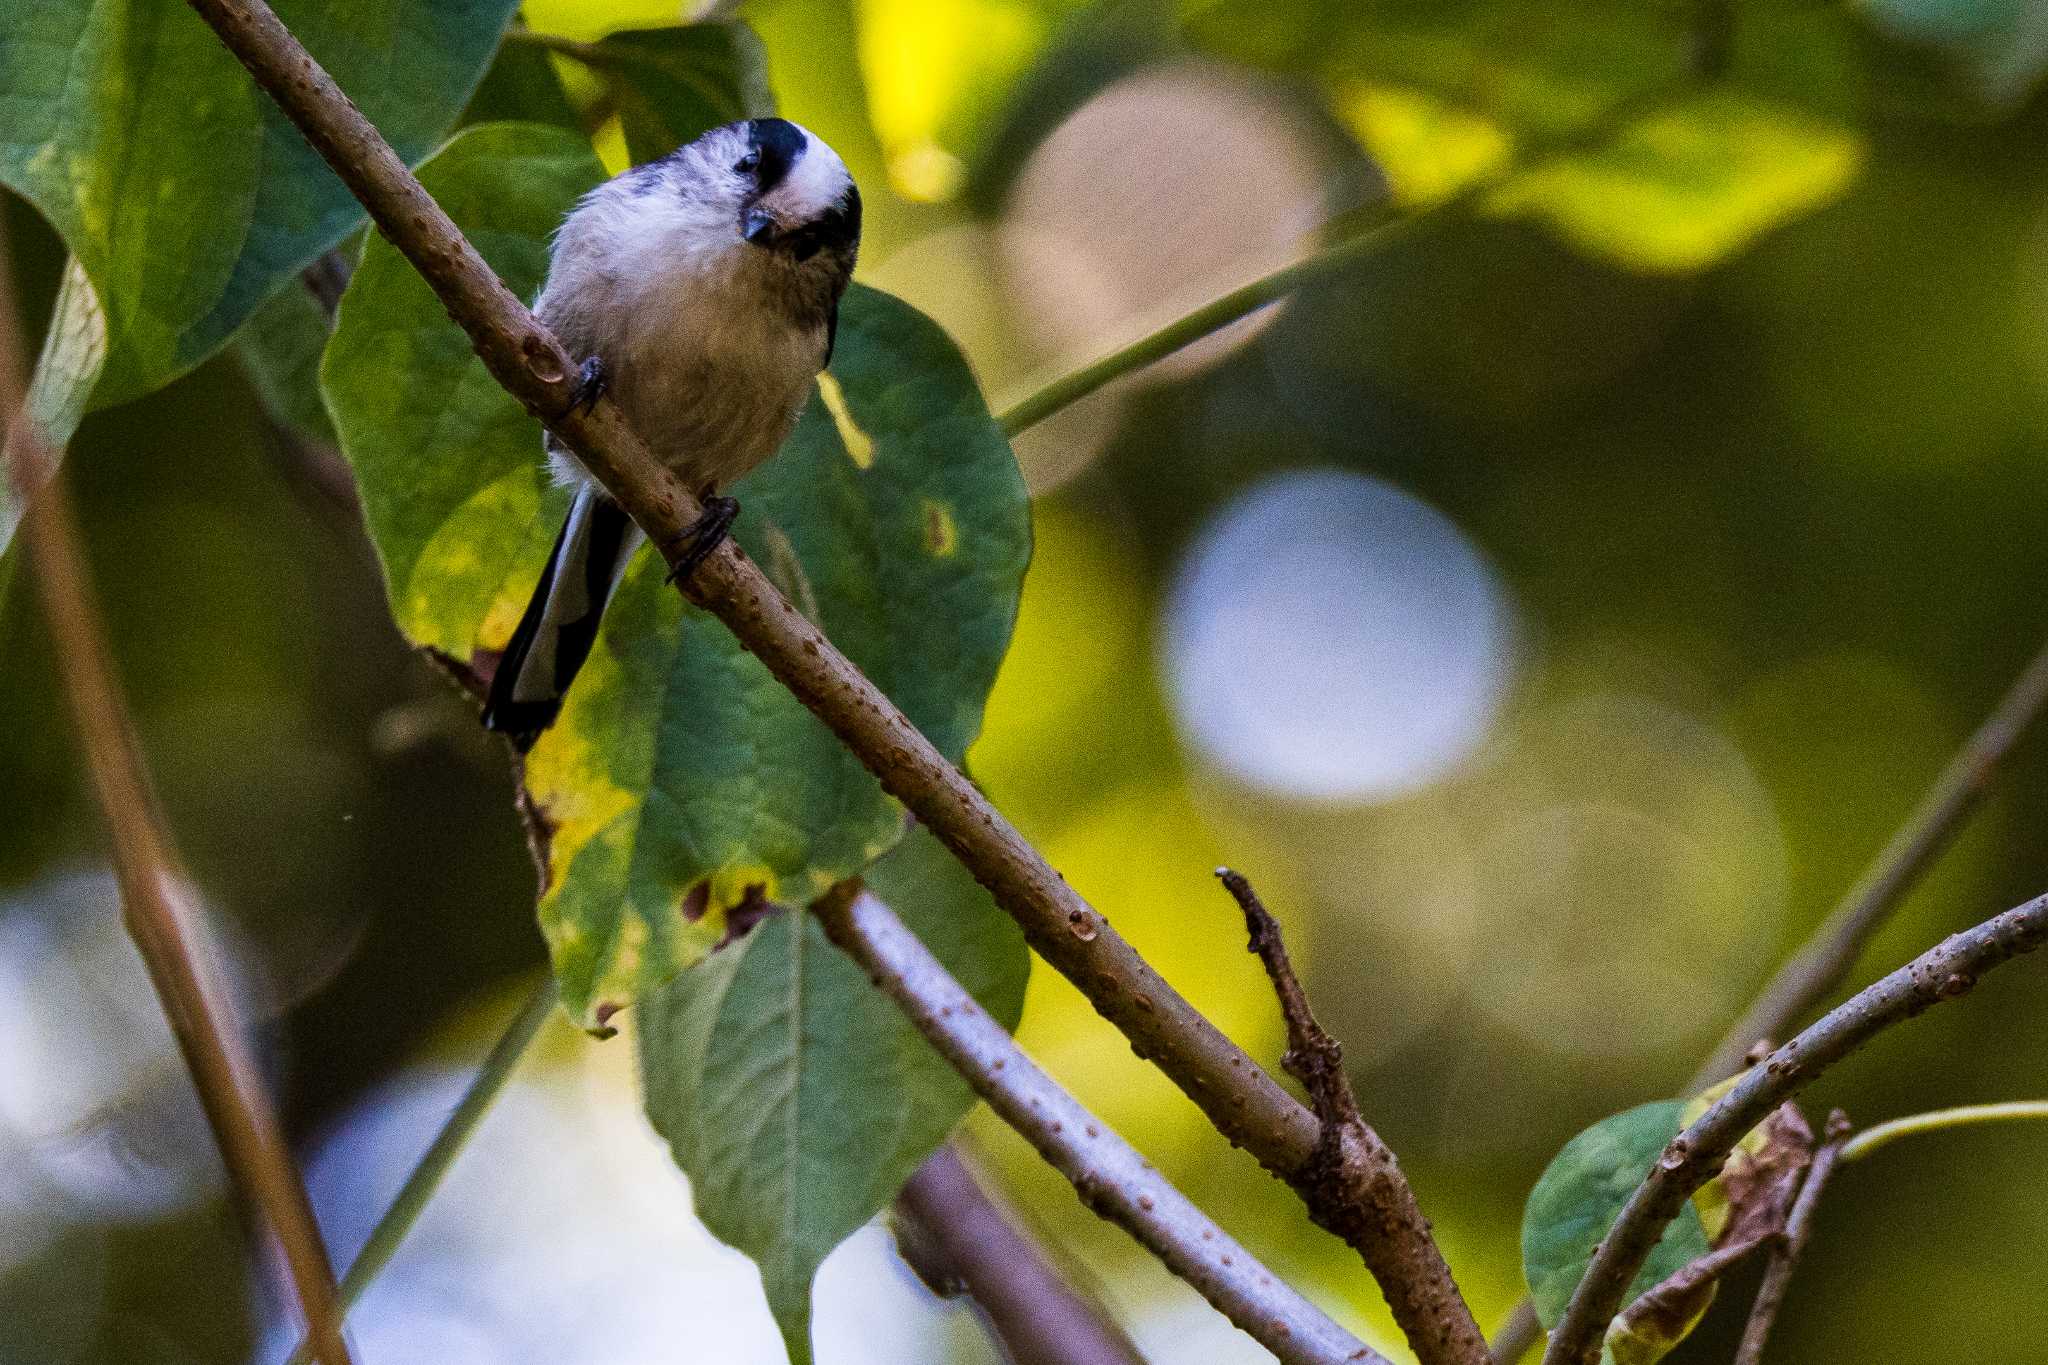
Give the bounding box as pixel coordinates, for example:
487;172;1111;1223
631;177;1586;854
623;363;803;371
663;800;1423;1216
708;117;861;269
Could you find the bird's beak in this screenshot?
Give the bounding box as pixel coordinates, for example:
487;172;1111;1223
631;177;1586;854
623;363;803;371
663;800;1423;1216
742;209;779;248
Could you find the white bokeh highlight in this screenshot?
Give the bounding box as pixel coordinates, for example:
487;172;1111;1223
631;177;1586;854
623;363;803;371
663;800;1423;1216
1001;61;1329;383
1163;469;1516;802
1463;693;1790;1058
263;1051;991;1365
0;870;226;1221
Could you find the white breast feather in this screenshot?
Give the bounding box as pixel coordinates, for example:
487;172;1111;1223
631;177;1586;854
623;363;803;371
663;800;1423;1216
536;177;823;495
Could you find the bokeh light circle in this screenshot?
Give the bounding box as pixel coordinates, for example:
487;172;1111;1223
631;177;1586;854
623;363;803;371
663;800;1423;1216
1162;469;1516;802
263;1038;992;1364
0;870;228;1220
1001;60;1330;385
1464;694;1788;1058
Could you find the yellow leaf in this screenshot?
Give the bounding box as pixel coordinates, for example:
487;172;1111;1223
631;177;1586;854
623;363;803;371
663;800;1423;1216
1330;81;1515;207
1486;92;1865;272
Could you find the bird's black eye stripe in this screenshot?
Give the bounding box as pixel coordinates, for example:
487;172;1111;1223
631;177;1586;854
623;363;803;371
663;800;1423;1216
743;116;805;195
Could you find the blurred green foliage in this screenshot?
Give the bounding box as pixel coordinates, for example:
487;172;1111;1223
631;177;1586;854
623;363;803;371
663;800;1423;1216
0;0;518;411
5;0;2048;1362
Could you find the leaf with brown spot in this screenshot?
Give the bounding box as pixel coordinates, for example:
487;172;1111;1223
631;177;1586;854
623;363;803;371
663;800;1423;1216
324;123;1031;1026
639;829;1029;1364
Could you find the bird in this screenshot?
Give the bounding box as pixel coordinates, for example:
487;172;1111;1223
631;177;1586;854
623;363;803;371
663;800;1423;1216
481;116;861;749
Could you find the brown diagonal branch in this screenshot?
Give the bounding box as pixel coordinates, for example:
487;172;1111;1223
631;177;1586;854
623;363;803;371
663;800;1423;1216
894;1143;1147;1365
1733;1110;1850;1365
1218;869;1487;1365
1695;635;2048;1088
1494;634;2048;1365
1540;893;2048;1365
176;2;1481;1357
812;884;1386;1365
0;224;352;1365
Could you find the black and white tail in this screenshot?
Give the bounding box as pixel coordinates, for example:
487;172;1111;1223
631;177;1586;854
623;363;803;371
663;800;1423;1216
482;484;644;749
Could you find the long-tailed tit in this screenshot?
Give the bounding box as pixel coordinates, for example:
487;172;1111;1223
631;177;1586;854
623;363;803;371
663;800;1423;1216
482;117;861;748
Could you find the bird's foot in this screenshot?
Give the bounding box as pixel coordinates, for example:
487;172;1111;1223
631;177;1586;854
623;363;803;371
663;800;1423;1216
664;496;741;585
569;355;607;415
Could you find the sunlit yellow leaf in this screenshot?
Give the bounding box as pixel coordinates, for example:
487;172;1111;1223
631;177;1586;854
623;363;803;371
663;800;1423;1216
1679;1069;1749;1243
855;0;1084;200
1330;81;1513;207
1486;92;1865;273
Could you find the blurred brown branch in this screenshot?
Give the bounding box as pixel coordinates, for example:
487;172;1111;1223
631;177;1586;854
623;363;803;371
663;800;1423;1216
895;1143;1148;1365
812;883;1386;1365
1734;1110;1851;1365
178;2;1484;1357
0;222;352;1365
1220;868;1489;1365
1541;892;2048;1365
1687;0;1735;78
248;257;363;533
300;250;351;318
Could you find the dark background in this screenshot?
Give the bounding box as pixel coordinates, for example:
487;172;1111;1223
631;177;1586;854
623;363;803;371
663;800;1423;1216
4;0;2047;1360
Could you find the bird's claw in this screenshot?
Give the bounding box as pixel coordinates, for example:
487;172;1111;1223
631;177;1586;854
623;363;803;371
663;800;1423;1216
664;496;741;586
569;356;607;416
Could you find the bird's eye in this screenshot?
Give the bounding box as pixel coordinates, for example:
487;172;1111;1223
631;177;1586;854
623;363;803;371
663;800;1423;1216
735;150;761;175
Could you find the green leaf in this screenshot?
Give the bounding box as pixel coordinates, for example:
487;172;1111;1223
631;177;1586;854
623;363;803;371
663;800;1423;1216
458;29;583;133
1192;0;1866;272
1482;90;1864;274
1522;1101;1712;1345
233;282;338;448
0;0;519;409
1;259;107;565
596;25;776;164
1602;1287;1715;1365
323;122;1032;1027
1860;0;2048;106
322;122;603;663
638;827;1029;1365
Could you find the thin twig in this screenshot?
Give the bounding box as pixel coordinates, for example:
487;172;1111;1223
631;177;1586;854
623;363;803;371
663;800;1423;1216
894;1143;1148;1365
1540;893;2048;1365
1488;1302;1540;1365
1695;634;2048;1088
1494;635;2048;1365
248;260;364;535
1734;1111;1850;1365
177;4;1482;1355
1612;1228;1776;1345
1218;869;1489;1365
0;222;353;1365
282;976;559;1365
1688;0;1736;78
1220;868;1354;1130
993;75;1697;438
1838;1100;2048;1163
811;884;1386;1365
